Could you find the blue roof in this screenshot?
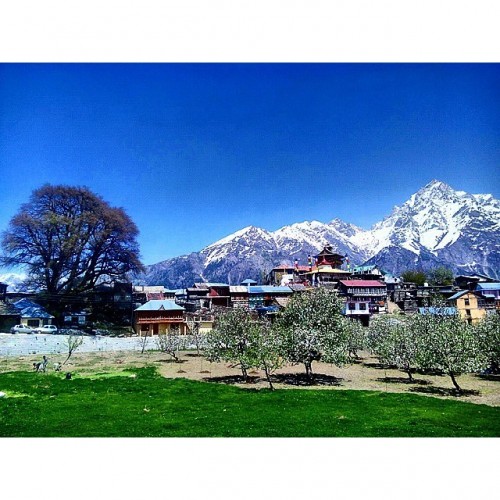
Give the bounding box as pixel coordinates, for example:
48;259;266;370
475;283;500;290
241;279;257;284
248;286;292;294
13;299;54;319
135;300;184;312
447;290;469;301
354;265;377;272
418;307;457;316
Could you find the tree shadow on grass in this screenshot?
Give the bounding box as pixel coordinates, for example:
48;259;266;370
476;374;500;382
376;376;431;386
409;385;480;398
202;375;260;385
185;353;202;357
272;373;343;387
362;362;396;370
155;358;186;364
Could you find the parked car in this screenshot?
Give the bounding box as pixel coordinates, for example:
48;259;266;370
10;324;35;334
33;325;58;334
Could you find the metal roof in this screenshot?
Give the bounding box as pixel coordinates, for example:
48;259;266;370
447;290;469;301
339;280;386;287
135;300;184;312
248;286;292;294
475;283;500;290
418;307;457;316
241;279;257;284
13;299;54;319
230;286;248;293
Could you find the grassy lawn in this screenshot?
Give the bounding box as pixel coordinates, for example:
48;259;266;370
0;367;499;437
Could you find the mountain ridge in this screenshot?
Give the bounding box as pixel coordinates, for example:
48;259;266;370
137;179;500;287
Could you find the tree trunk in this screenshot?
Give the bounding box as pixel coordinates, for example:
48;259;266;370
304;361;314;383
241;365;248;382
406;365;413;382
263;364;274;391
449;371;462;392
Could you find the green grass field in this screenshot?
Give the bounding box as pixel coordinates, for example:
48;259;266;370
0;367;499;437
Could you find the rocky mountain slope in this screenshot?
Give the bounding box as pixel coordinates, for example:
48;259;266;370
138;180;500;287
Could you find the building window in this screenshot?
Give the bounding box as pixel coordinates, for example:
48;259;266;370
464;298;470;306
359;303;367;310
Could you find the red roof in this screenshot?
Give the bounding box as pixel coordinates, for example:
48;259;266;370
339;280;386;287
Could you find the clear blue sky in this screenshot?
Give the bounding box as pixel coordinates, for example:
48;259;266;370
1;63;499;265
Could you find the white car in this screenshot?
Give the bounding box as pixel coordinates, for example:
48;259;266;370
10;324;35;334
33;325;58;334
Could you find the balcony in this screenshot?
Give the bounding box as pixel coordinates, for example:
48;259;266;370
136;315;184;324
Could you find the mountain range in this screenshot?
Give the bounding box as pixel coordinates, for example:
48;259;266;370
137;180;500;288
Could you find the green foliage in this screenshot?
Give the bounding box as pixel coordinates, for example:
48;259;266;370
205;308;257;380
411;311;488;391
248;317;284;390
401;270;427;286
475;313;500;372
368;316;418;380
344;318;366;360
0;368;499;437
155;330;181;361
428;267;454;286
0;184;144;294
205;309;283;388
275;287;349;378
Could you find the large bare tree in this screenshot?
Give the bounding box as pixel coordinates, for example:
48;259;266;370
1;184;144;295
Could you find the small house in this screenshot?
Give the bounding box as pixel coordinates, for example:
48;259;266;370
134;300;186;336
12;298;55;329
447;290;487;324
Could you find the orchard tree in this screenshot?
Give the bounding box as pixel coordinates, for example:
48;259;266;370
369;316;418;381
275;287;349;381
476;313;500;373
205;308;257;382
412;311;487;392
62;333;84;366
156;329;181;361
1;184;144;295
344;318;365;360
250;317;284;390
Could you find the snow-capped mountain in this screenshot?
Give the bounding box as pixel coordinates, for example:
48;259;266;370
0;272;29;292
138;180;500;287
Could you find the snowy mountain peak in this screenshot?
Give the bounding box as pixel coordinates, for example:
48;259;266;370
140;180;500;287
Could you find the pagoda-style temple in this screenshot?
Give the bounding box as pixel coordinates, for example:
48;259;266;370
305;246;352;286
314;246;345;268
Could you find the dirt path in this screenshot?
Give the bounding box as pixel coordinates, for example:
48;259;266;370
1;350;499;406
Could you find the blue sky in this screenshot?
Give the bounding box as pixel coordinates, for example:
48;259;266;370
0;63;499;265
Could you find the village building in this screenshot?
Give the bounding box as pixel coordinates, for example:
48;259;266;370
338;280;387;325
12;298;55;329
133;285;166;304
185;311;215;334
302;246;352;286
134;300;186;336
351;264;385;280
247;285;293;309
0;283;20;331
62;310;90;329
229;285;249;308
266;264;311;286
473;282;500;312
455;273;496;290
447;290;487;324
